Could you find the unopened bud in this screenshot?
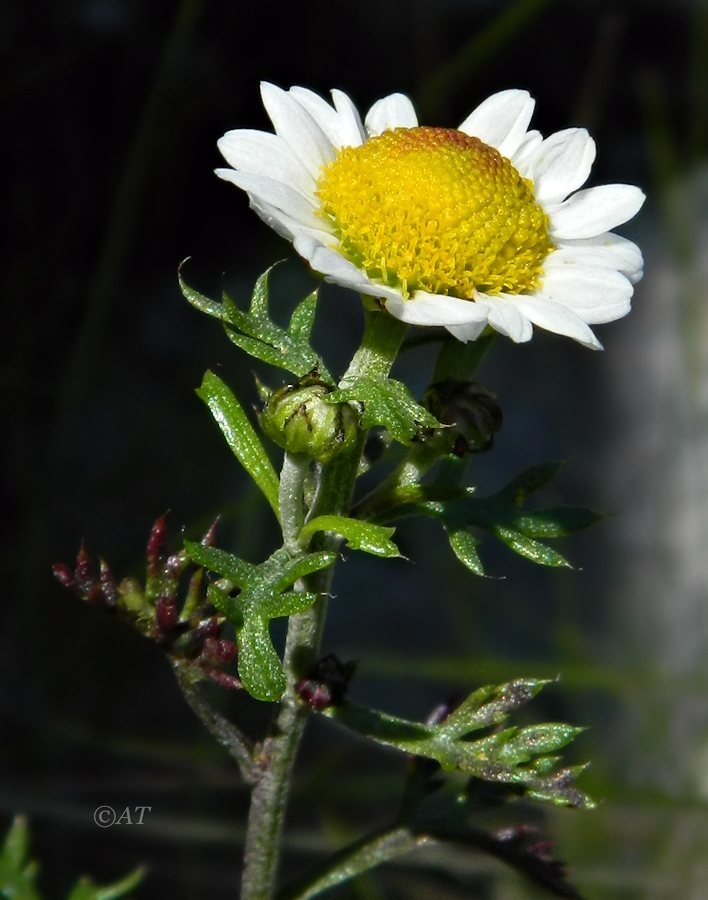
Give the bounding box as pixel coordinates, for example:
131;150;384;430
260;375;358;463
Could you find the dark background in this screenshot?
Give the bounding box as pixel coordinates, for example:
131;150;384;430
4;0;708;897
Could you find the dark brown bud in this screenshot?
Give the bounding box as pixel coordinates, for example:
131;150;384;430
424;379;502;453
296;653;356;710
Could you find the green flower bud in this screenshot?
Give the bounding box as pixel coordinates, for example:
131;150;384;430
260;376;359;463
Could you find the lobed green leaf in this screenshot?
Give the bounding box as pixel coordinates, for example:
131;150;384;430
183;543;334;702
321;678;592;809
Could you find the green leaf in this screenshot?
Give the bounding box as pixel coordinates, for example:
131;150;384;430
66;867;145;900
0;816;41;900
183;544;336;701
438;679;548;737
327;375;442;445
322;679;593;809
494;527;573;568
500;460;565;501
179;262;224;319
237;616;287;701
381;462;598;572
512;506;603;538
180;265;331;380
448;529;485;576
300;516;401;558
196;370;280;520
184;541;254;588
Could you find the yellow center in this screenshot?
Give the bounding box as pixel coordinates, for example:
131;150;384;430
316;127;554;299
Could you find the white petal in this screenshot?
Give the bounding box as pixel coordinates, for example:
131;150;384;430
506;296;602;349
331;89;366;146
510;129;543;175
260;82;335;178
288;86;343;147
217;129;315;199
385;291;488;326
365;93;418;136
483;295;533;343
445;320;489;343
528;128;596;204
305;247;398;299
549;184;646;239
249;197;333;245
215;169;322;229
540;264;633;323
557;233;644;283
458;90;535;157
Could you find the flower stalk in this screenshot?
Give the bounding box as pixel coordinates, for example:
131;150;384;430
240;307;407;899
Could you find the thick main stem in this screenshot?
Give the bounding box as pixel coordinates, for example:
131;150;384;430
240;308;407;899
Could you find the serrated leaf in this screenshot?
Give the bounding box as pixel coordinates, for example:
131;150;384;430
448;529;485;576
328;375;442;445
196;370;280;520
494;527;572;568
301;515;401;558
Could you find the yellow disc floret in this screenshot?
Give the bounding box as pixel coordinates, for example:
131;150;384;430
316;127;554;299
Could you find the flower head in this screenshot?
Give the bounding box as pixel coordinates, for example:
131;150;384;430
216;84;645;349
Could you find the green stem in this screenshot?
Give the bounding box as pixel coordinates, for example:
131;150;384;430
240;306;407;899
279;453;309;555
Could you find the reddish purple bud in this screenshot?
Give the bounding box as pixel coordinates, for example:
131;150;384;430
146;516;168;576
201;517;220;547
202;637;237;665
76;543;92;582
296;654;356;710
206;669;242;691
194;617;220;640
52;563;75;590
296;679;333;711
99;560;118;608
166;550;189;579
156;595;178;633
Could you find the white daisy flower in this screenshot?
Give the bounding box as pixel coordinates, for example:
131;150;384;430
216;83;646;350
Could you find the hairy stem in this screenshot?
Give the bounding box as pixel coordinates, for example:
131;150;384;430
175;667;257;784
240;307;407;899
